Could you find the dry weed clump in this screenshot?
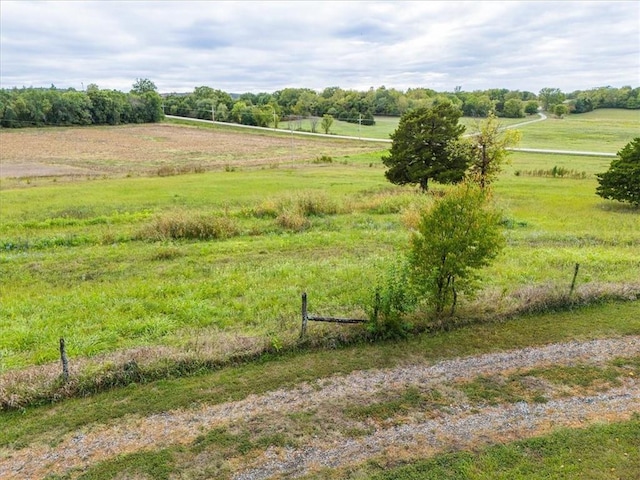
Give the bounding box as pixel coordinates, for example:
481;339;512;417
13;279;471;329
250;190;342;231
155;164;206;177
348;187;429;216
276;210;311;231
510;281;640;315
137;211;240;241
459;281;640;323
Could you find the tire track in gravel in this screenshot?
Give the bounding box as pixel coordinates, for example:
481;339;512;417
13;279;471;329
233;386;640;480
2;335;639;479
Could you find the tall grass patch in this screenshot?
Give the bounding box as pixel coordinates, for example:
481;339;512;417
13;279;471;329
136;210;240;240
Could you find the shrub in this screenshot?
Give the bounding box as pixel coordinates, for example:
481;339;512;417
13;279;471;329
408;183;505;317
250;191;339;221
366;257;417;339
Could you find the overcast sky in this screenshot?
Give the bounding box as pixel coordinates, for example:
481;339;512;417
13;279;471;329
1;1;638;95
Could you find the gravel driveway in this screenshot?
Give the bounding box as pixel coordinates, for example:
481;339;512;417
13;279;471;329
2;335;639;479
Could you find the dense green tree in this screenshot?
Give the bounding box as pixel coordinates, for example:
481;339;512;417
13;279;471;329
321;114;334;134
503;98;525;118
539;87;565;111
596;137;640;206
215;102;229;122
252;104;275;127
571;96;594;113
193;86;215;99
131;78;157;94
554;104;569;118
408;183;505;316
524;100;539;115
382;101;470;192
462;93;494;117
50;91;93;125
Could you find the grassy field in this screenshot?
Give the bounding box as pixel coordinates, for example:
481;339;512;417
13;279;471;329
517;108;640;151
1;154;638;371
0;110;638;372
276;109;639;153
0;108;638;477
277;114;531;140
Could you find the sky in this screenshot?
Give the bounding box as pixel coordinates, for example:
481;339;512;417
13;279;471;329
1;1;639;95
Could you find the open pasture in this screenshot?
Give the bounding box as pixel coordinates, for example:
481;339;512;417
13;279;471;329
515;108;639;151
0;112;639;373
276;109;639;153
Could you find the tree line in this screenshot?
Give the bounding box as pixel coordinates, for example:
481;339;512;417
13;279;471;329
0;79;163;128
1;80;637;129
161;84;639;128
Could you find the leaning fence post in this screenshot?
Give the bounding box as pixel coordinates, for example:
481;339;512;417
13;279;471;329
59;337;69;382
569;263;580;296
300;292;308;339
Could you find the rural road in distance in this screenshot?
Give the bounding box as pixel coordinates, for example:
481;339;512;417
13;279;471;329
166;112;617;157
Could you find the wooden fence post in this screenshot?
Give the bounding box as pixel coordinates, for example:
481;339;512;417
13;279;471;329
59;337;69;382
569;263;580;296
300;292;308;339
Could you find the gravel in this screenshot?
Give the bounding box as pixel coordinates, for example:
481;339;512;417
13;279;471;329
2;335;639;480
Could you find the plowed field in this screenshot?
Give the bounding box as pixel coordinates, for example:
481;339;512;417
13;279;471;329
0;123;381;180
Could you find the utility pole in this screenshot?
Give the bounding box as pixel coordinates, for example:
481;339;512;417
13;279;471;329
290;122;294;163
212;106;215;122
358;113;362;140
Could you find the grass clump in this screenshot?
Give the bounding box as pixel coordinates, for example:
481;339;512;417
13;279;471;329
344;387;445;423
136;210;240;241
515;166;588;179
249;190;341;231
276;209;311;231
73;448;176;480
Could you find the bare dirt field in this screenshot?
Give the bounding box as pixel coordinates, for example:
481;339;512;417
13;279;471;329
0;123;381;181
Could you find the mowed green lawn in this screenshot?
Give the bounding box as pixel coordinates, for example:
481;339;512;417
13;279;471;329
0;109;638;372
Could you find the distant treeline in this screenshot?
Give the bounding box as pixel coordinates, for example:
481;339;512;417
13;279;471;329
1;81;637;129
0;81;163;128
161;84;640;127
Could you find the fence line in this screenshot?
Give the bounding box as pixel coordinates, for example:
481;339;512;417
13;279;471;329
300;292;366;338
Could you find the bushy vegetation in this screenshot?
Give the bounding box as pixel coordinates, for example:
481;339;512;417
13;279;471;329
136;211;240;241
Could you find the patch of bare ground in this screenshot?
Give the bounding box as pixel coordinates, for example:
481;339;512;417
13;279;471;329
1;336;639;479
0;124;380;181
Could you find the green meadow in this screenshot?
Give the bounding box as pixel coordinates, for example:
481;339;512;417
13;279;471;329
0;110;639;373
1;109;639;479
278;113;530;140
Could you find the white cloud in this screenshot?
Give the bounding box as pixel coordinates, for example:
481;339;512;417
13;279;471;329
1;0;638;94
